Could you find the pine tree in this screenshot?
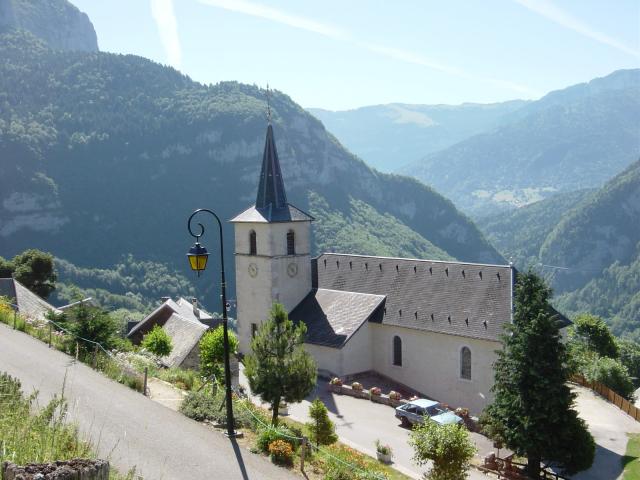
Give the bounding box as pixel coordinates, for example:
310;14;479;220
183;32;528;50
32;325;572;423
306;398;338;446
484;271;594;477
244;303;317;425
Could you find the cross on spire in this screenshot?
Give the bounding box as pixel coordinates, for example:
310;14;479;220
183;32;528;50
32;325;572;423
266;84;272;124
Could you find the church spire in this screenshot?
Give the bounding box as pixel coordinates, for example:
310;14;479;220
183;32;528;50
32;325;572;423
256;124;288;211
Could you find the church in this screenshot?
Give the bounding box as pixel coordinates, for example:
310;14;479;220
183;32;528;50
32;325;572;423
231;123;515;414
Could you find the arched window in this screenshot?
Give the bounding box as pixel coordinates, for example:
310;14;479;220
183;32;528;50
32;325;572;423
393;335;402;366
460;346;471;380
287;230;295;255
249;230;257;255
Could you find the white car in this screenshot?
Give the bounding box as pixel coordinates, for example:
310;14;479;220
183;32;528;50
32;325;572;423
395;399;462;427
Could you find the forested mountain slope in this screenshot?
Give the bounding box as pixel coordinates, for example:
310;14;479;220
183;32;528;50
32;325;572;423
0;28;502;305
402;69;640;217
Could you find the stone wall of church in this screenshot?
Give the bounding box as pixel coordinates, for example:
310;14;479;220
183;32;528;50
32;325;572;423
370;324;499;415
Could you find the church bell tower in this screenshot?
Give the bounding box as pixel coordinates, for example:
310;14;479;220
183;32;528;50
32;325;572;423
231;123;313;355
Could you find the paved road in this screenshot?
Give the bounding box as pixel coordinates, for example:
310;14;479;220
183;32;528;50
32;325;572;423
573;385;640;480
0;323;297;480
239;368;493;479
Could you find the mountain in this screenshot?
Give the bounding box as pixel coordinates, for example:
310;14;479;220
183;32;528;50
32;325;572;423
482;160;640;338
481;188;594;267
402;70;640;217
308;101;527;172
0;26;502;308
0;0;97;51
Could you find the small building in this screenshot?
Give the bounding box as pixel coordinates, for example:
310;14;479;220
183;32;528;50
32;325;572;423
127;297;221;369
0;278;61;322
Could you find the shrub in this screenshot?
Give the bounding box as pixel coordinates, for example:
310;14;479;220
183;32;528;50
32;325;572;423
585;355;635;400
180;389;224;423
388;391;401;401
158;367;200;391
256;425;300;453
351;381;363;391
199;326;238;380
322;444;388;480
268;439;294;466
369;387;381;396
375;439;392;456
141;325;173;357
329;377;343;386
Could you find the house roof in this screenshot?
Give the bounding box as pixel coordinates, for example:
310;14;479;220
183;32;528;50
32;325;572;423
289;288;385;348
127;297;213;339
230;124;312;224
160;312;208;368
312;253;514;342
0;278;60;322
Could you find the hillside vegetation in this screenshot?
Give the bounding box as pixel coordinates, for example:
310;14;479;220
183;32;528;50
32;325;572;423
0;27;502;307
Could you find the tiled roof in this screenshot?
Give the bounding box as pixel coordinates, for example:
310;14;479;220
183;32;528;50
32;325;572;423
289;288;385;348
127;297;214;339
161;312;208;368
0;278;60;322
313;254;514;342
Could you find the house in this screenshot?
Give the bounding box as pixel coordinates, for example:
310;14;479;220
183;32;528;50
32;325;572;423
0;278;61;322
230;123;528;415
127;297;221;369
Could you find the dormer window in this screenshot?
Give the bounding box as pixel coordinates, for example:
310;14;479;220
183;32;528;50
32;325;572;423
249;230;257;255
287;230;295;255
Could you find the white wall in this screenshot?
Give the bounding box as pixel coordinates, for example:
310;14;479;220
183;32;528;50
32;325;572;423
371;324;498;414
234;220;312;354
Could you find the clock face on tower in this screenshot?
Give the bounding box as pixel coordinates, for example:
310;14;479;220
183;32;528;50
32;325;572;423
248;263;258;278
287;262;298;277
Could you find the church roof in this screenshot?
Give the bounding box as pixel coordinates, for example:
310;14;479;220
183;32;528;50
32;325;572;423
231;124;312;223
312;253;515;343
289;288;386;348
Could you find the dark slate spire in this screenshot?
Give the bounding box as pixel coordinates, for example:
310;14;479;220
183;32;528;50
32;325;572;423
256;124;288;210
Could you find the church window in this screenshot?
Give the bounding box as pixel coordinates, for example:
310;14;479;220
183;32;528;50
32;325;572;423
287;230;295;255
249;230;257;255
393;336;402;366
460;346;471;380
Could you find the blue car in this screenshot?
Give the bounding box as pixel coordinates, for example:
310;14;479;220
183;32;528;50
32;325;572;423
395;399;462;427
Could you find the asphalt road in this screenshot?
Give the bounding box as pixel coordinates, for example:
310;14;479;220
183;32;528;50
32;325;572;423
0;323;298;480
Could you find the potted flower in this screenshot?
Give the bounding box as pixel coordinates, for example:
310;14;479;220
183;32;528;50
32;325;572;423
369;386;382;396
329;377;343;393
375;439;393;463
388;390;402;401
351;381;363;391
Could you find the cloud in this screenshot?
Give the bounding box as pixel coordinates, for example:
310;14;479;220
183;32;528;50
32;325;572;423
199;0;540;96
515;0;639;57
150;0;182;69
198;0;347;40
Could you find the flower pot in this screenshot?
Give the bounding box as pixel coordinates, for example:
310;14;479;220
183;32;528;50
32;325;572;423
377;451;391;464
279;405;289;416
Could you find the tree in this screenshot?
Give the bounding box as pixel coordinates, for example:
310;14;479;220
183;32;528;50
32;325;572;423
199;325;238;380
10;249;57;299
62;302;119;355
409;421;475;480
617;338;640;386
570;313;619;359
585;355;635;400
306;398;338;446
0;256;13;278
244;303;317;425
141;324;173;357
484;271;594;477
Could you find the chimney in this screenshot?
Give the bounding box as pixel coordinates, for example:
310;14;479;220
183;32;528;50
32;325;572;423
160;296;170;304
192;297;200;318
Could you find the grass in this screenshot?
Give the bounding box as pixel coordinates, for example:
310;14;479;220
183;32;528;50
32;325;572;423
0;372;137;480
623;433;640;479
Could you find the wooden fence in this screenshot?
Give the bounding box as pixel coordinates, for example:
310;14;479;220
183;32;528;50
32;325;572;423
572;375;640;422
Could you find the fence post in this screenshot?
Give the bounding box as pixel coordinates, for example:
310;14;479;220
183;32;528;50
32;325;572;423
300;436;307;473
92;344;98;369
75;342;79;360
13;309;17;329
48;322;52;348
143;367;148;396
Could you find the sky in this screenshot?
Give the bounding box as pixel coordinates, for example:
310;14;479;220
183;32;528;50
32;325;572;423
70;0;640;110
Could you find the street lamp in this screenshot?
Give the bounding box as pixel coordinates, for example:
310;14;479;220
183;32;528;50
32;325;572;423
186;208;237;438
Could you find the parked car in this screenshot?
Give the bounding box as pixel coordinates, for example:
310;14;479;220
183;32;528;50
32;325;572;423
395;399;462;427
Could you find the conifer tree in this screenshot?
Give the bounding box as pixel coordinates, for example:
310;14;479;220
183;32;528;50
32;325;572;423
484;271;594;477
306;398;338;446
244;303;317;425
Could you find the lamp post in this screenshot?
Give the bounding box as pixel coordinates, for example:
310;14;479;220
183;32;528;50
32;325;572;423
186;208;237;438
